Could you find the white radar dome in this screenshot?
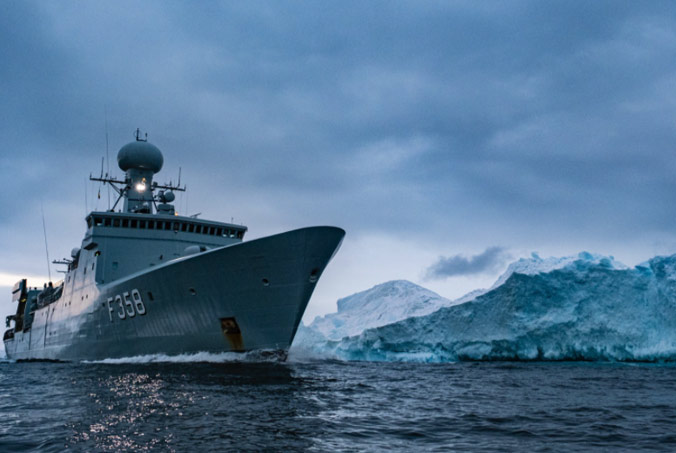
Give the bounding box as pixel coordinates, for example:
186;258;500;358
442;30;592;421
117;140;164;173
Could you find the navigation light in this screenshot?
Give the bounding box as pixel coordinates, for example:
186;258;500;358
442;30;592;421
136;179;147;192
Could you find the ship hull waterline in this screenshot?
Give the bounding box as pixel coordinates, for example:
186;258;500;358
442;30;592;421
4;227;345;361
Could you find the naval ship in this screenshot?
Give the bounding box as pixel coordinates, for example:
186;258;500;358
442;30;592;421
3;131;344;361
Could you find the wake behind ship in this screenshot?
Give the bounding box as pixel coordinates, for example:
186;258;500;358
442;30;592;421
3;131;344;361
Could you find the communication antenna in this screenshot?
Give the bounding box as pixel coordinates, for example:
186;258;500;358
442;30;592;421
84;178;88;216
134;128;148;142
105;106;111;209
40;202;52;282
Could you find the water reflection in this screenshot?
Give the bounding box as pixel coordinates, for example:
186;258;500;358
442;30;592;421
64;362;318;452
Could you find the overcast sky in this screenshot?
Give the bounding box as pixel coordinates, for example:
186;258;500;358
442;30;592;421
2;1;676;324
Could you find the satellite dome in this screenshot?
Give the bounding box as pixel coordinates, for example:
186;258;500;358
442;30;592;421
117;140;164;173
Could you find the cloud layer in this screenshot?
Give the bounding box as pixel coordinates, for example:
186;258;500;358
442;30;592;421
2;1;676;315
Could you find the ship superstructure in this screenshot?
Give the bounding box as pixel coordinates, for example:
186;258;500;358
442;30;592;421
4;131;344;360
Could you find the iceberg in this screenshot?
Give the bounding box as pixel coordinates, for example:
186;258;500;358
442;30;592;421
305;280;455;339
295;252;676;362
291;280;462;358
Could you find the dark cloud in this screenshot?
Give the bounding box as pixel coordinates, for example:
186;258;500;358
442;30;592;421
425;247;510;280
2;0;676;277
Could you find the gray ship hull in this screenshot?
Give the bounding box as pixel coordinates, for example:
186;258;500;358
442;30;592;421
5;226;344;361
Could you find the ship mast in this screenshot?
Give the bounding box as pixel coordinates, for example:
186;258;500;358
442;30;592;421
89;129;185;214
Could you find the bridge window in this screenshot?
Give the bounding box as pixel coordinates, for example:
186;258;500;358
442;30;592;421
173;222;180;232
122;219;129;228
237;231;244;239
165;221;171;230
195;225;202;234
113;218;120;227
130;219;138;228
139;220;146;229
181;223;188;232
148;220;155;230
104;218;111;227
189;223;195;233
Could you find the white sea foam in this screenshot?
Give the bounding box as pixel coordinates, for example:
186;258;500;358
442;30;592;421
82;349;285;364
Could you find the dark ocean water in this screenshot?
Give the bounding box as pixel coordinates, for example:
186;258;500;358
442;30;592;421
0;359;675;452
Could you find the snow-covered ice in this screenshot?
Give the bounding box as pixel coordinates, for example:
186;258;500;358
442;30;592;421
303;280;455;340
291;280;462;358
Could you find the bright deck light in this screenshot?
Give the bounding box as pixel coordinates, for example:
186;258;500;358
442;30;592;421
135;181;146;192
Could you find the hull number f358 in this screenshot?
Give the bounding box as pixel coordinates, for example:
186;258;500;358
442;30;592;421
106;289;147;322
